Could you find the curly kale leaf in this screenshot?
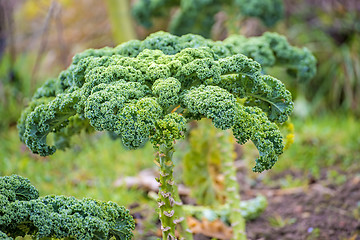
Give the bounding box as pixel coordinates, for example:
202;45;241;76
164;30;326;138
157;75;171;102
19;31;296;172
182;85;237;130
0;231;11;240
19;93;78;156
232;105;283;172
225;32;317;82
152;77;181;110
235;0;284;27
65;31;315;84
83;80;147;132
150;113;187;148
0;175;135;240
0;175;39;203
181;86;285;172
218;74;293;123
263;32;317;82
244;75;293;123
32;78;59;99
2;197;135;240
115;97;163;149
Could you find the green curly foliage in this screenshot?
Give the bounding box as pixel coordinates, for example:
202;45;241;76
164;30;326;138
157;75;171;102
224;32;317;82
150;113;187;148
83;81;147;132
232;105;283;172
66;32;315;82
32;78;58;99
131;0;178;29
116;97;163;149
235;0;284;27
0;231;11;240
169;0;221;37
131;0;284;38
0;175;39;203
0;175;135;240
182;85;237;130
218;74;293;123
153;77;181;109
19;31;296;172
20;93;79;156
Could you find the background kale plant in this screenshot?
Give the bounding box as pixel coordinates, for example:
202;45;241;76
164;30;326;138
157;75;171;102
132;0;284;38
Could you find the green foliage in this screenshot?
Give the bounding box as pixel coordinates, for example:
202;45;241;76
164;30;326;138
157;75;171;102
169;0;222;37
278;1;360;114
131;0;178;29
0;175;39;202
245;114;360;180
0;175;135;240
268;214;296;228
16;31;314;240
0;231;11;240
67;31;316;83
235;0;284;27
232;105;283;172
223;32;317;83
183;195;268;222
150;113;187;147
69;31;316;83
18;31;297;173
131;0;284;37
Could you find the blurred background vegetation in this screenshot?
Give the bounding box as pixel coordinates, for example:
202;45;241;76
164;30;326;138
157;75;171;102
0;0;359;238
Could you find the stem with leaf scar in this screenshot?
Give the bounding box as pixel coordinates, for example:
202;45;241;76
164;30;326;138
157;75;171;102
156;143;183;240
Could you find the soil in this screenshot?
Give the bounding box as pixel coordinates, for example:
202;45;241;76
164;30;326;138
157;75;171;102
245;174;360;240
132;167;360;240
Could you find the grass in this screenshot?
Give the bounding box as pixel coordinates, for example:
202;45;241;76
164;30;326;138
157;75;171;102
0;128;156;207
277;114;360;176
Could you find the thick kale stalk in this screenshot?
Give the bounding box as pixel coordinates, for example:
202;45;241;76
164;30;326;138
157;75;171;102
156;144;178;239
0;175;135;240
151;114;188;239
17;31;313;239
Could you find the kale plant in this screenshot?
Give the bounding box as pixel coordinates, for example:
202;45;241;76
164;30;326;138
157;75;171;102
0;175;135;240
132;0;285;37
18;31;316;239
